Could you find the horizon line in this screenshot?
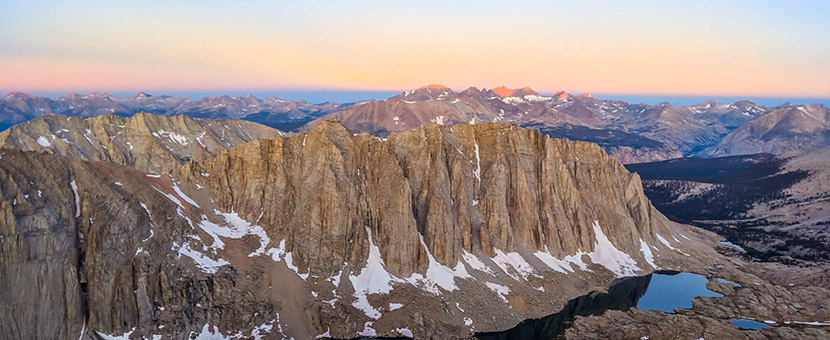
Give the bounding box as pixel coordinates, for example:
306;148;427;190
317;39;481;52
4;88;830;107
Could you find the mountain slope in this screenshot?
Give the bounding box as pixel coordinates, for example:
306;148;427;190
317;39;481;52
0;92;343;131
626;150;830;263
701;104;830;157
0;121;706;339
0;112;281;172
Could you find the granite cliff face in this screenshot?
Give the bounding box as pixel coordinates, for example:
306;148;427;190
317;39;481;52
178;121;676;276
0;112;281;172
0;120;704;340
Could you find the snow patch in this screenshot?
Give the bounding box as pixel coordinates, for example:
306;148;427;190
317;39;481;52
348;227;402;319
472;142;481;184
396;328;414;338
152;129;189;145
524;94;551;102
358;322;377;337
177;242;229;273
200;210;271;256
586;221;640;277
70;180;81;217
533;247;576;274
657;233;690;256
266;239;309;280
491;249;535;280
430;115;447;125
792;321;830;326
656;234;676;250
639;239;657;269
462;250;496;275
404;235;470;294
153;186;184;208
315;328;332;339
95;327;135;340
485;282;510;303
36;136;51;147
172;183;200;208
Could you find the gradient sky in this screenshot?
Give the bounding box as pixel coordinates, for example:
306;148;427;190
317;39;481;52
1;1;829;98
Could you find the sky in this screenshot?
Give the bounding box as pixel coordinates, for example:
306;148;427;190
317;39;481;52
1;1;829;101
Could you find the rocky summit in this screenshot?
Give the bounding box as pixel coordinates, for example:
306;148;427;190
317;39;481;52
302;86;789;164
1;119;715;339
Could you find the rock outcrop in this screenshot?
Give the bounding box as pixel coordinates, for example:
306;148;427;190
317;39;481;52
0;112;281;172
1;120;703;340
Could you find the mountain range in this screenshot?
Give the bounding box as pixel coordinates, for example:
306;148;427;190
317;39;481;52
4;87;828;164
2;91;830;339
0;91;343;132
1;112;828;339
1;119;715;339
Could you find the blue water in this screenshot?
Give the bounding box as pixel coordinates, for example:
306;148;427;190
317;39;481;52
477;271;729;340
636;272;723;313
719;241;746;252
731;318;772;329
717;278;742;287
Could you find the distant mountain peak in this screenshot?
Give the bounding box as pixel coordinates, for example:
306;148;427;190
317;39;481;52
396;84;455;100
3;91;36;100
492;86;538;98
491;86;513;97
421;84;450;90
552;91;571;100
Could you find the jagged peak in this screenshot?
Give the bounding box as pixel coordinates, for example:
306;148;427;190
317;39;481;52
491;86;539;98
552;91;571;100
491;86;515;97
420;84;450;90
